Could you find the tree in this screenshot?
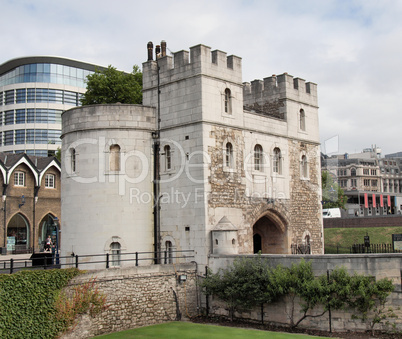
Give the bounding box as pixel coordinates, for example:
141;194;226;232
55;147;61;162
202;255;283;322
279;260;328;328
80;65;142;105
321;171;347;209
348;275;396;335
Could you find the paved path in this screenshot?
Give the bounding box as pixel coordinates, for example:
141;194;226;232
0;253;32;261
0;252;53;273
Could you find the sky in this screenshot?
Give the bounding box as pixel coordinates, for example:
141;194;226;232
1;0;401;156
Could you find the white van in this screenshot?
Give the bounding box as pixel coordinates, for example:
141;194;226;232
323;208;341;218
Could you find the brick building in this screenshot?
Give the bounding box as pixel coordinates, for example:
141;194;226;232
61;42;323;268
0;153;61;253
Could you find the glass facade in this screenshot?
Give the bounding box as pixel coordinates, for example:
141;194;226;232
0;57;100;156
0;63;92;88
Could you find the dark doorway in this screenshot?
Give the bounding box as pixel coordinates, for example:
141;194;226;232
253;233;262;253
252;213;287;254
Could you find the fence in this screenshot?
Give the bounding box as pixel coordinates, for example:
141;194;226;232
324;243;402;254
290;243;311;254
350;243;402;254
0;249;195;274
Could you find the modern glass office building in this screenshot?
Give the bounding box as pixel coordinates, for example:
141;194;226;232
0;56;104;156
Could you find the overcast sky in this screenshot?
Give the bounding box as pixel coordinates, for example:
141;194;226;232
1;0;401;156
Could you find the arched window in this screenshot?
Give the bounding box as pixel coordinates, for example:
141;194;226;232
299;109;306;131
301;155;308;178
273;147;282;174
70;148;76;173
254;144;263;171
109;144;121;171
165;241;173;264
110;242;121;267
351;168;356;176
164;145;171;171
225;142;233;168
224;88;231;114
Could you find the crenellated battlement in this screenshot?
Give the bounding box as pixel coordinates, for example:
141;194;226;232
243;72;318;109
143;41;242;92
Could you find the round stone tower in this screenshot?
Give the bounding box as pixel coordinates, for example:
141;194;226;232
60;104;156;269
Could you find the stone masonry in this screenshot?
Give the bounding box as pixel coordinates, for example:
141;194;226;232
61;42;323;268
60;263;198;339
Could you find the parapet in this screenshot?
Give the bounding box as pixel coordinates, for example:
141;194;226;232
243;72;317;107
143;41;242;90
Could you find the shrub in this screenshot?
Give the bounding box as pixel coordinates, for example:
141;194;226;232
54;278;109;332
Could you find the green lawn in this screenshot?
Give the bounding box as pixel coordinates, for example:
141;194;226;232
324;226;402;253
95;322;330;338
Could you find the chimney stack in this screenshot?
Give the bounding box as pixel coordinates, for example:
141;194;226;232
161;40;166;57
155;45;161;59
147;41;153;61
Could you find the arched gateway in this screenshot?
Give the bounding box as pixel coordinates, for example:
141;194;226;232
252;210;288;254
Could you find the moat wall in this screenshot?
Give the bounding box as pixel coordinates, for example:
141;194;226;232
60;254;402;337
60;263;198;339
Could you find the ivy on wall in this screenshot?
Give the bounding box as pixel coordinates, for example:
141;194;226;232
0;268;80;338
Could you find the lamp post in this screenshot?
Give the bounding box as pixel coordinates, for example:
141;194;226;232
52;217;60;264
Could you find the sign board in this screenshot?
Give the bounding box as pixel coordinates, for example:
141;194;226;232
392;234;402;251
7;236;15;251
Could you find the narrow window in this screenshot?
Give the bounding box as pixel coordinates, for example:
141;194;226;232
224;88;231;114
110;144;121;171
110;242;121;267
14;171;25;186
45;174;55;188
164;145;171;171
225;142;233;168
300;109;306;131
254;144;263;171
351;168;356;176
165;241;173;264
301;155;308;178
273;147;282;174
70;148;76;173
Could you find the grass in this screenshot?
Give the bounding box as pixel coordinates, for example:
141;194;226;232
95;321;329;338
324;226;402;254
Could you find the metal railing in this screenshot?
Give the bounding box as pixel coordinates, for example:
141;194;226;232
290;243;311;254
350;243;402;254
0;249;195;274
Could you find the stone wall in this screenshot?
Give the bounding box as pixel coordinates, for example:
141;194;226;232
60;263;198;339
208;254;402;333
288;140;323;254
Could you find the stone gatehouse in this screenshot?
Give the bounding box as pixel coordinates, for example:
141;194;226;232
61;41;323;268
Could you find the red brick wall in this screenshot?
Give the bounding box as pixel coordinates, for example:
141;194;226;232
324;215;402;228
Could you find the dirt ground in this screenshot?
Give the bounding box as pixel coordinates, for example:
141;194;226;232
190;315;402;338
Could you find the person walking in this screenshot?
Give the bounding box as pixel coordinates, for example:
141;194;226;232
45;235;52;252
